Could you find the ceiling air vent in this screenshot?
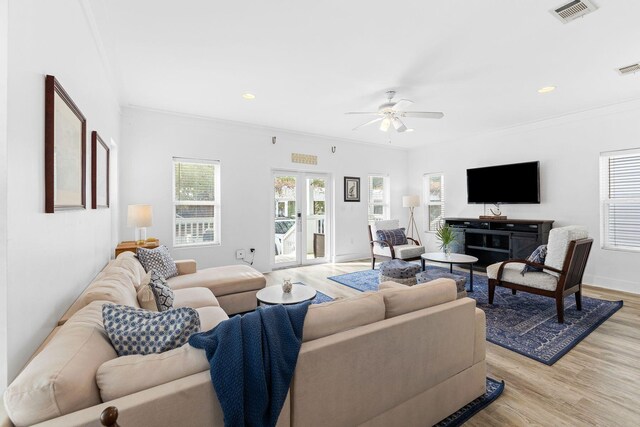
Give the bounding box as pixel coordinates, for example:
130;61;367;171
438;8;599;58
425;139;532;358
617;63;640;76
550;0;598;24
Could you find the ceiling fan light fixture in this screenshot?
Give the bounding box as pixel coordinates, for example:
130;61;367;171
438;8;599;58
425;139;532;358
537;86;556;94
405;128;415;132
380;118;391;132
242;92;256;100
392;117;407;133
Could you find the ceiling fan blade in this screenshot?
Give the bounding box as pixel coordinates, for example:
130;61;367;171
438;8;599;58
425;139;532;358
345;112;381;115
380;117;391;132
393;99;413;111
352;117;383;131
392;117;407;133
400;111;444;119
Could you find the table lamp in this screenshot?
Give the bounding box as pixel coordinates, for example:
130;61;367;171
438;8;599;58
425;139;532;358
127;204;153;244
402;195;421;245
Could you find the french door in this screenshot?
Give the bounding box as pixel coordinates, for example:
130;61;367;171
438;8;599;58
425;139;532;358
272;171;331;268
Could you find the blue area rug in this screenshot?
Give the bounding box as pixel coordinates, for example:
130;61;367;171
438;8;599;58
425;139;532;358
434;377;504;427
327;267;623;365
293;282;333;304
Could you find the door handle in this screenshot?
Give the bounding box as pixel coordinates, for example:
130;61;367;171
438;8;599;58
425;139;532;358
297;212;302;232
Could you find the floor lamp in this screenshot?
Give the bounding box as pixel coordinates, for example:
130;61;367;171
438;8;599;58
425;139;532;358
402;195;421;245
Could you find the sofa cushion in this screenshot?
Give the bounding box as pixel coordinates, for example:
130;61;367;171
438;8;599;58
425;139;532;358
3;301;117;426
486;262;558;291
167;264;266;297
113;251;148;288
82;267;140;308
195;306;230;331
545;226;588;277
302;293;385;342
102;305;200;356
96;343;209;402
136;245;178;279
173;287;219;309
378;278;457;318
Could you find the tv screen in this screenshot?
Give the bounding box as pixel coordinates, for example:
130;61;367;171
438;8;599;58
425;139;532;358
467;161;540;204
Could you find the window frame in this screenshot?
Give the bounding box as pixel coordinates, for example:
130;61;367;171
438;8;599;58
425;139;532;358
600;148;640;253
172;157;221;248
367;175;390;225
423;173;445;233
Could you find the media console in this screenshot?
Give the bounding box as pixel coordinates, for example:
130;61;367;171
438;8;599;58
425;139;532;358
444;218;554;269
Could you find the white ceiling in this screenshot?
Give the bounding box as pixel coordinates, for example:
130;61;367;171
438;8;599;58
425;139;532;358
96;0;640;148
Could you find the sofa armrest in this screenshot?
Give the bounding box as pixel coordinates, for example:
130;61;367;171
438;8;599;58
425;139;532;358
175;259;197;275
473;307;486;365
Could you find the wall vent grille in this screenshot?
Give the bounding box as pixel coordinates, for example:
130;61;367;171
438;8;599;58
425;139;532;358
550;0;598;23
617;63;640;76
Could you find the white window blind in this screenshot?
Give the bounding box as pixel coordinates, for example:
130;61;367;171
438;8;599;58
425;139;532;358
368;175;390;224
173;157;220;246
423;173;445;232
600;149;640;252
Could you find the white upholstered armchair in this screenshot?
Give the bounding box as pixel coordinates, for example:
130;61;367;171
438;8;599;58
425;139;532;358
368;219;425;269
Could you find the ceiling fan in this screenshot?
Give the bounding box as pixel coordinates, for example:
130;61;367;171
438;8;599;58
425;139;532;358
346;90;444;133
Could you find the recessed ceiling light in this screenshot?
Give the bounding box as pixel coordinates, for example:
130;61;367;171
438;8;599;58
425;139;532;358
242;93;256;100
405;128;415;132
537;86;556;94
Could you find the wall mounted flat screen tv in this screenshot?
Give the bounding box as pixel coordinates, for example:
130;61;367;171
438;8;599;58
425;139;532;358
467;161;540;204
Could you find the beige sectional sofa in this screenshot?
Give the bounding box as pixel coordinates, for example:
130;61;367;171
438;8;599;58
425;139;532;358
3;254;486;427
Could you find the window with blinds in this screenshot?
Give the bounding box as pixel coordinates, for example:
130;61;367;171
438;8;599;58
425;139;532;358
600;149;640;252
368;175;390;224
173;158;220;246
424;173;445;232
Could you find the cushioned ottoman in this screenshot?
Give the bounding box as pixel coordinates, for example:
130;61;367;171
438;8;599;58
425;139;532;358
379;259;421;286
416;270;468;299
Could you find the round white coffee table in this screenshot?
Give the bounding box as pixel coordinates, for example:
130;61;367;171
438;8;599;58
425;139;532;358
256;284;317;306
420;252;479;292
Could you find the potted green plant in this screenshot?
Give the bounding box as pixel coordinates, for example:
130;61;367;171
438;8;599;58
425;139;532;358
435;224;456;258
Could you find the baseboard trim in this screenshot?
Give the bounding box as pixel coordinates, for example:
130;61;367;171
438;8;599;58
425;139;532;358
333;253;370;263
583;274;638;295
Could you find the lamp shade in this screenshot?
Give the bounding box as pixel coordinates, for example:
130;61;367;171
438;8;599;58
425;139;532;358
127;204;153;228
402;195;420;208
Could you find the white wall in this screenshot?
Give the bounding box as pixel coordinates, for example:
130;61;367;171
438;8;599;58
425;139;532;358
0;0;8;394
119;107;409;273
408;101;640;293
5;0;120;380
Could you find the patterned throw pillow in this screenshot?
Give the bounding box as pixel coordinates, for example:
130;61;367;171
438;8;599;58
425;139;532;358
136;245;178;279
102;304;200;356
148;270;174;311
376;228;408;247
521;245;548;275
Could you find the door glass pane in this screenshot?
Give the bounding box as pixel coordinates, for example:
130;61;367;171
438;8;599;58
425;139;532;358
274;176;297;264
307;178;326;260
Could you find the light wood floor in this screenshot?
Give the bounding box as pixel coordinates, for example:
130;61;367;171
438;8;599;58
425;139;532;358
266;261;640;426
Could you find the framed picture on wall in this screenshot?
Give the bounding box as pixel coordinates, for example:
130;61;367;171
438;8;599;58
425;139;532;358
45;75;87;213
91;131;110;209
344;176;360;202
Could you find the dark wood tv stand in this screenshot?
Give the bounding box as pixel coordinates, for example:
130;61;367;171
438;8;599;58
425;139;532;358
444;218;554;269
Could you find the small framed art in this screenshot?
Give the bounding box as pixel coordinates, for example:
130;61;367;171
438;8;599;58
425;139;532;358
344;176;360;202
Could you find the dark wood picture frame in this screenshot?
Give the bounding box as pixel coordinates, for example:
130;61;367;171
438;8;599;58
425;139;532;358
91;131;110;209
344;176;360;202
45;75;87;213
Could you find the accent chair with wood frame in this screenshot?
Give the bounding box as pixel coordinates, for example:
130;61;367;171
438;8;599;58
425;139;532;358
368;219;425;269
486;225;593;323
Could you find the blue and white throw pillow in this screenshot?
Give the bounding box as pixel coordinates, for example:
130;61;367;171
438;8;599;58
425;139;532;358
521;245;548;275
136;245;178;279
376;228;408;247
102;304;200;356
149;270;174;311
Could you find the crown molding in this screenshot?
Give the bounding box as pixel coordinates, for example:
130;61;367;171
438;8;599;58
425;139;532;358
125;104;411;152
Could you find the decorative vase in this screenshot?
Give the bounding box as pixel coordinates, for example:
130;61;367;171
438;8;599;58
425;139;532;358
443;245;452;259
282;279;293;293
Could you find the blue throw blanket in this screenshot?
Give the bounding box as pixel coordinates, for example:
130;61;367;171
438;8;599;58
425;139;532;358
189;302;310;427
